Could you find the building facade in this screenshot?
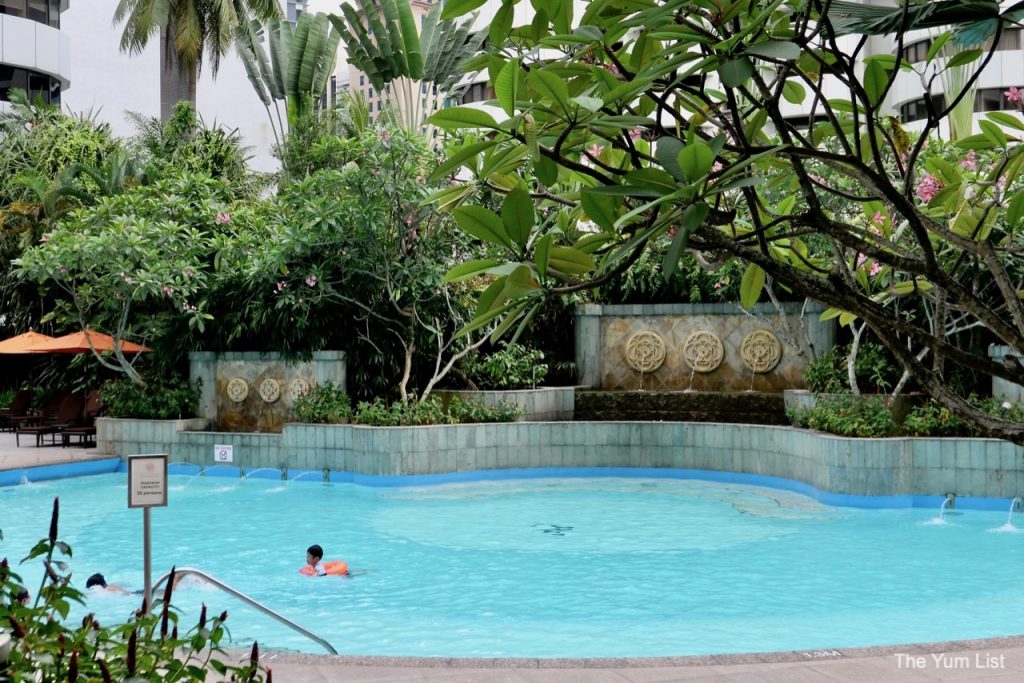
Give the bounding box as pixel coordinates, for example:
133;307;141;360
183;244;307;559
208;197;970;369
0;0;70;105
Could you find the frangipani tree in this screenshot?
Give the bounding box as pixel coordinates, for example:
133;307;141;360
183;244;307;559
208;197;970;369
331;0;485;133
428;0;1024;443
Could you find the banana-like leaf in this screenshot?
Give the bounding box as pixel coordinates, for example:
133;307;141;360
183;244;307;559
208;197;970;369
234;24;272;106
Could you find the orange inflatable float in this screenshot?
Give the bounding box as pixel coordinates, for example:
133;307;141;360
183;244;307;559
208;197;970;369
299;561;348;576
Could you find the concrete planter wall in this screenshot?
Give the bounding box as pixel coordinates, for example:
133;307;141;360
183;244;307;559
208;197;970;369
989;345;1024;403
189;351;346;433
96;419;1024;500
96;417;209;458
575;302;834;392
433;387;574;422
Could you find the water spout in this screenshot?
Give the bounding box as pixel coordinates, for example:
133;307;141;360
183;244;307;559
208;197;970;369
921;493;955;526
288;471;325;484
171;467;207;491
239;468;284;483
987;496;1024;533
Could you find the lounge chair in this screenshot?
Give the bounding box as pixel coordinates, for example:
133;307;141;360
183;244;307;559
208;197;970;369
0;389;33;432
61;390;101;448
7;391;72;431
16;394;84;447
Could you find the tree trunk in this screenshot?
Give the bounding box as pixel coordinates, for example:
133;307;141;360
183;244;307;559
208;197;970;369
160;31;198;122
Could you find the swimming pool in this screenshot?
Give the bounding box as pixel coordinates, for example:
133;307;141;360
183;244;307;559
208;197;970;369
2;471;1023;657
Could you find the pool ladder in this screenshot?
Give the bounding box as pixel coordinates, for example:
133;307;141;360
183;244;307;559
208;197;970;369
153;566;338;654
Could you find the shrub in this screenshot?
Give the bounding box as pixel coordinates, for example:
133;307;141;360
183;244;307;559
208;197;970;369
0;497;266;681
292;381;351;423
462;343;548;390
789;394;896;438
101;376;200;419
352;395;522;426
804;342;902;394
902;397;1024;437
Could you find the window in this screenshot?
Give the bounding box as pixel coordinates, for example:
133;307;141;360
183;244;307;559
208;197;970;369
359;74;365;86
900;39;931;63
330;75;337;106
460;82;495;104
900;94;945;122
377;100;382;111
0;0;59;25
368;87;374;98
0;66;60;104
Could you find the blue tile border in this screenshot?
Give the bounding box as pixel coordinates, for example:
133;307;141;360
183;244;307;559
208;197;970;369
0;458;121;487
6;460;1022;511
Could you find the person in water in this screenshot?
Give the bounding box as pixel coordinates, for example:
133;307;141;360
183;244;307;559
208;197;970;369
86;573;130;594
306;544;328;576
86;572;184;594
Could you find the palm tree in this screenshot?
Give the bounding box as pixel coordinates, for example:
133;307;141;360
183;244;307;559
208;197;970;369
114;0;282;121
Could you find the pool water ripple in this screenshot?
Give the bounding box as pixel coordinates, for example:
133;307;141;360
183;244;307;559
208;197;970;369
1;473;1022;657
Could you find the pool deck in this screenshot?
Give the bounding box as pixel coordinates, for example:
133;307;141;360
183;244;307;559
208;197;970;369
0;431;110;471
248;637;1024;681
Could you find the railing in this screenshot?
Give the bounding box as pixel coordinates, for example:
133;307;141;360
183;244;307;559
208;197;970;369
153;566;338;654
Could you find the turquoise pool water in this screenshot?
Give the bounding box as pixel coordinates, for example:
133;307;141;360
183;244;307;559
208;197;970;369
2;472;1023;657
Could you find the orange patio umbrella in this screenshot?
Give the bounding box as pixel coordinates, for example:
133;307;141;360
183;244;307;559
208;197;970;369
28;329;152;354
0;330;56;354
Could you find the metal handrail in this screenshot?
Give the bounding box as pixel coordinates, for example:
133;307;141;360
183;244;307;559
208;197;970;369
153;566;338;654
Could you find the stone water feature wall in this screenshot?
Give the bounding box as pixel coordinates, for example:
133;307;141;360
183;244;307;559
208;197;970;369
989;345;1024;403
575;302;834;392
188;351;346;432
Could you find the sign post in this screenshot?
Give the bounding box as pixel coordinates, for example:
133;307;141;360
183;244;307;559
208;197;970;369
127;454;168;613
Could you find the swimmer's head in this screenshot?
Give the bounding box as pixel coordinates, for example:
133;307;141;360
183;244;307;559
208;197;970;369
86;573;107;589
306;544;323;565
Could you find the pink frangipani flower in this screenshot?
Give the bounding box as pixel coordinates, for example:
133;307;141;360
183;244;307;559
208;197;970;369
915;173;943;203
1005;86;1021;103
216;213;231;224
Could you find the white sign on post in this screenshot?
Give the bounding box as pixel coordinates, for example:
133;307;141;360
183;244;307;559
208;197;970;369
214;444;234;463
127;454;168;508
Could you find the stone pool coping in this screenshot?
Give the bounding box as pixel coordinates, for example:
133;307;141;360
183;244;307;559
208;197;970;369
245;634;1024;671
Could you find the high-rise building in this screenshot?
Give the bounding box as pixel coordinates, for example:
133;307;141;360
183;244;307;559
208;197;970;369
0;0;70;106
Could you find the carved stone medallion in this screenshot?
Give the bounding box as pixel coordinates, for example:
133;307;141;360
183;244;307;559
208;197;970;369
741;329;783;373
288;378;311;401
625;331;667;373
683;330;725;373
225;378;249;403
259;378;281;403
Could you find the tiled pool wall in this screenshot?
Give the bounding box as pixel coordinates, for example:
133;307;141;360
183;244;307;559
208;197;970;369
95;418;1024;501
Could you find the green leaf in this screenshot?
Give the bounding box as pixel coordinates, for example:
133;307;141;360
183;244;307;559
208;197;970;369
661;202;710;280
548;245;596;274
536;155;559;186
489;0;514;46
986;111;1024;132
739;263;765;309
819;307;845;321
718;57;754;88
571;95;605;112
453;205;512;248
782;80;806;104
528;69;570;113
441;0;486;20
535;234;553;279
444;259;501;283
428;140;493;182
979;119;1009;148
580;188;619;230
501;188;535;247
655;136;686;181
1008;192;1024;227
744;40;801;60
838;311;858;327
946;48;983;68
494;57;520;117
863;59;887;107
926;32;952;63
428;107;499;131
678;141;715;182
